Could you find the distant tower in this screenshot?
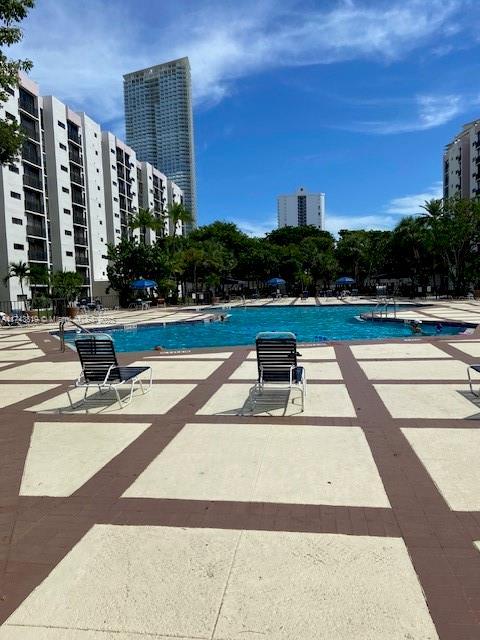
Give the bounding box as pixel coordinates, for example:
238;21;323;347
277;187;325;229
123;57;196;231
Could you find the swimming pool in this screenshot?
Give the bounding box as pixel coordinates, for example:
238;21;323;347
62;305;467;352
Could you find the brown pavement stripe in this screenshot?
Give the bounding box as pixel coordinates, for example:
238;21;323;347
334;342;480;637
435;341;480;363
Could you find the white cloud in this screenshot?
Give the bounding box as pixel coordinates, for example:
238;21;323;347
360;94;467;134
232;217;277;237
385;182;443;214
8;0;469;129
325;213;398;236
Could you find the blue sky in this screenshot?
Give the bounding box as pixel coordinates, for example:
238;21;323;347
11;0;480;235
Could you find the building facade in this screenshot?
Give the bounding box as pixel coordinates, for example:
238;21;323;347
443;120;480;200
123;57;196;231
277;187;325;229
0;75;184;304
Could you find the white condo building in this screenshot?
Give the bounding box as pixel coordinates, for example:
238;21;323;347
277;187;325;229
123;57;196;231
443;120;480;200
0;75;184;304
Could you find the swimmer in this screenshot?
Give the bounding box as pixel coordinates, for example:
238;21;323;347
154;345;164;351
409;321;423;335
435;323;443;334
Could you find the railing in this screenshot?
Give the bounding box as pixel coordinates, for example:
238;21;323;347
370;297;397;319
19;96;37;117
69;149;82;165
22;144;41;166
58;317;93;352
26;223;46;238
23;173;43;190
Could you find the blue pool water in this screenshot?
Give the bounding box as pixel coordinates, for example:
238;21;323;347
63;305;466;352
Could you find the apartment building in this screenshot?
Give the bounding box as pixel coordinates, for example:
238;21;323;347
277;187;325;229
124;57;197;231
0;75;184;303
0;76;49;303
443;120;480;200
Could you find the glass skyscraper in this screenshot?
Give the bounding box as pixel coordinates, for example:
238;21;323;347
123;57;196;229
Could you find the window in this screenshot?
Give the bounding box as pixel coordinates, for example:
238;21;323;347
66;251;73;257
65;230;72;236
64;208;71;214
59;143;67;150
6;86;14;96
13;243;24;250
12;217;23;225
114;213;119;218
98;203;101;208
10;191;21;199
94;132;97;138
96;168;99;173
5;112;16;121
58;120;66;129
61;165;68;172
111;148;115;154
97;186;100;190
95;150;98;156
101;255;108;260
9;165;19;173
99;221;103;225
100;237;104;242
113;181;117;186
62;187;69;193
113;197;118;202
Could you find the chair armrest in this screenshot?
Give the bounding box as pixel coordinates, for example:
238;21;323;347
101;364;116;385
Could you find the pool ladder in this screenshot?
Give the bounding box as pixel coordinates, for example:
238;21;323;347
58;317;93;352
371;297;397;320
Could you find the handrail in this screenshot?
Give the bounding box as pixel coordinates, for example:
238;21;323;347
58;317;93;352
371;297;397;320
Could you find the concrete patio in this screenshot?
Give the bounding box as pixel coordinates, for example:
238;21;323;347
1;318;480;638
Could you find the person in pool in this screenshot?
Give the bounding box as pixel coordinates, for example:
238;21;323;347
435;322;443;334
409;320;424;335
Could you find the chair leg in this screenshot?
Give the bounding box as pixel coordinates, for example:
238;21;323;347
113;386;124;410
468;368;478;397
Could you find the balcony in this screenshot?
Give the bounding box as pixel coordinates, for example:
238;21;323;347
26;221;46;238
69;149;83;165
67;124;81;146
71;190;85;206
24;194;44;214
73;210;87;226
22;142;41;166
70;169;84;186
28;245;48;261
74;231;88;246
20;117;39;142
75;253;89;265
23;172;43;190
19;95;37;118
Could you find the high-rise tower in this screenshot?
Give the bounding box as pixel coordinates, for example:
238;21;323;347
123;57;196;230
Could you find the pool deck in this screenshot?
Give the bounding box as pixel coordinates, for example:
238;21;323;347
1;301;480;638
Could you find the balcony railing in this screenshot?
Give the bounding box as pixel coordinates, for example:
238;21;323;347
69;149;83;165
24;195;44;214
75;254;89;265
26;222;46;238
70;169;84;186
20;118;39;142
19;96;37;117
28;248;48;261
72;191;85;206
74;232;88;246
73;211;87;226
22;143;41;166
23;173;43;190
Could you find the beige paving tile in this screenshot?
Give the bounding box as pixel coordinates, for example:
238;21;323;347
230;360;342;380
146;351;233;359
3;525;238;639
351;343;451;359
26;383;195;415
0;361;81;380
215;531;438;640
448;341;480;357
0;349;41;361
129;359;222;380
124;423;389;507
0;333;31;342
0;383;60;409
402;428;480;510
360;359;471;380
0;363;13;369
21;421;151;496
375;383;478;419
0;628;175;639
197;383;356;417
246;346;336;359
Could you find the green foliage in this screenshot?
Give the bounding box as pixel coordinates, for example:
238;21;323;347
50;271;84;303
3;259;30;297
0;0;35;165
167;202;194;237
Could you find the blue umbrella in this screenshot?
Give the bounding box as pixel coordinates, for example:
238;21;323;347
335;276;355;285
131;278;157;289
266;277;286;286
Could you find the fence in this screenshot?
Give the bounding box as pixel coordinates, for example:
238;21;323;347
0;294;120;318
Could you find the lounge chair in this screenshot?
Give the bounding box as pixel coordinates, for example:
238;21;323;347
70;336;152;409
467;364;480;397
252;331;307;411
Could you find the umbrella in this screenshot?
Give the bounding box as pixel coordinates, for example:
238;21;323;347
266;277;286;286
335;276;355;285
131;278;157;289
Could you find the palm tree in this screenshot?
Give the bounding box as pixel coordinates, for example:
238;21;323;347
167;202;194;237
4;261;30;306
128;208;164;243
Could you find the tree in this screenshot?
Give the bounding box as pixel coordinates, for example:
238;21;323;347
167;202;194;237
0;0;35;165
3;260;30;301
128;207;163;243
50;271;84;302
